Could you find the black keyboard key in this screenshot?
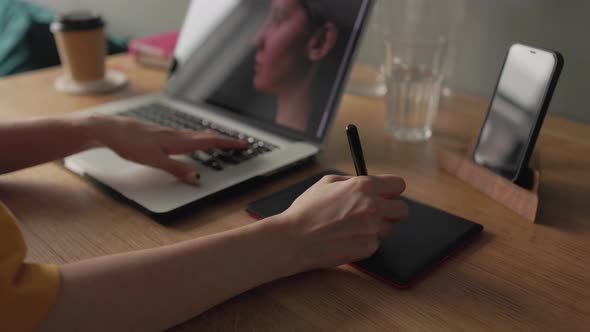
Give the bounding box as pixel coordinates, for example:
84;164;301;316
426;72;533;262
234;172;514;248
236;148;258;161
205;160;224;171
212;149;252;164
191;150;215;163
212;151;240;164
190;151;224;171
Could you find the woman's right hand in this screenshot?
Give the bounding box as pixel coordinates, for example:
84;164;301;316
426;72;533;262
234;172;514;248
277;174;408;272
85;114;247;184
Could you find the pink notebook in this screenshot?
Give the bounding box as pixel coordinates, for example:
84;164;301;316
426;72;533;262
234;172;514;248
129;30;179;68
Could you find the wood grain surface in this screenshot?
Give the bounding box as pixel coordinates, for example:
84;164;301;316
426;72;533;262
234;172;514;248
438;146;540;223
1;55;589;331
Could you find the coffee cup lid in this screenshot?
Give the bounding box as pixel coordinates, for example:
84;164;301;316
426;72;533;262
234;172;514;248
51;11;104;32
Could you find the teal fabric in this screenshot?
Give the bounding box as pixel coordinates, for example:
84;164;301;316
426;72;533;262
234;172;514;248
0;0;128;77
0;0;53;76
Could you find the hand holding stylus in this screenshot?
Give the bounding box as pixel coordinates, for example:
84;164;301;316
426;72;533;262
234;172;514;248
346;124;409;249
276;125;408;270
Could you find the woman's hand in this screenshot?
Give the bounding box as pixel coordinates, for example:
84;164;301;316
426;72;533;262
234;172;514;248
277;174;408;271
88;114;247;184
34;171;408;331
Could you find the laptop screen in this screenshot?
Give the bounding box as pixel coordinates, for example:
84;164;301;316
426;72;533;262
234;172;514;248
165;0;371;142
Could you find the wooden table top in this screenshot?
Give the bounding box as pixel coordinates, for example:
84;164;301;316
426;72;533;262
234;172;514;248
1;55;589;331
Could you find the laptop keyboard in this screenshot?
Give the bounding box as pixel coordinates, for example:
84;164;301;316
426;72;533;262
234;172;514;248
120;103;278;171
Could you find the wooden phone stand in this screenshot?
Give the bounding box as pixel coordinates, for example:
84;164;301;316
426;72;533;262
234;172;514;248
439;141;540;223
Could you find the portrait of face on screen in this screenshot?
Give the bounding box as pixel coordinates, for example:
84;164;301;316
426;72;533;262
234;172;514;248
167;0;365;140
250;0;341;131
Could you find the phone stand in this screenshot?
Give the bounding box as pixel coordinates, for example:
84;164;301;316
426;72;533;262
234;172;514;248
438;140;540;223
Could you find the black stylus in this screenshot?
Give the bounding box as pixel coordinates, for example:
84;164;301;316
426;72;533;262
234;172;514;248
347;124;385;256
346;124;368;176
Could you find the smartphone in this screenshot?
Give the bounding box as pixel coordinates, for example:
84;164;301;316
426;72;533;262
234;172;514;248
473;43;564;185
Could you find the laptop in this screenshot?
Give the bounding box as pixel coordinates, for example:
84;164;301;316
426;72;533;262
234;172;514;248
64;0;373;215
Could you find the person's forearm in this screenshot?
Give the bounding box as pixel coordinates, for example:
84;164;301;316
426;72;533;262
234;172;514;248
38;216;300;332
0;114;99;174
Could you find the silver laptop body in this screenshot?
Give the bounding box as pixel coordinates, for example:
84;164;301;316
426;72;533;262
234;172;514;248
64;0;373;215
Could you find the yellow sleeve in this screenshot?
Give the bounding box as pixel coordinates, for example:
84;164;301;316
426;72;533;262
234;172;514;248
0;202;60;332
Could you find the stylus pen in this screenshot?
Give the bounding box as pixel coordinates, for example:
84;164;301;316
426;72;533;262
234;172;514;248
346;124;368;176
347;124;385;255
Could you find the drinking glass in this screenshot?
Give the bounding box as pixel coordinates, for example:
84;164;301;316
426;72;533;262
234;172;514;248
382;0;449;142
384;39;446;141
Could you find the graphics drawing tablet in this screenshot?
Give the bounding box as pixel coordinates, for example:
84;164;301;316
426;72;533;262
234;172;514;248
246;169;484;288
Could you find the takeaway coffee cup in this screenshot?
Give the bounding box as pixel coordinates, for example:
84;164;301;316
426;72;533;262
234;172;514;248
51;11;126;94
51;11;106;82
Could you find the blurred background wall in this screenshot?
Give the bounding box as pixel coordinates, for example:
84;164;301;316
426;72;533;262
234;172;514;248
29;0;589;123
